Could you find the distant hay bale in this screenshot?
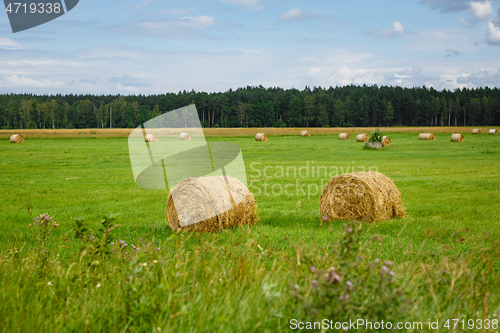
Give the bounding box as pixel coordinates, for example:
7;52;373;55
472;129;481;134
255;133;268;141
300;131;310;137
356;134;369;142
10;134;24;143
166;176;256;233
382;136;391;146
144;134;158;143
319;171;405;222
339;133;350;140
179;133;191;140
490;129;498;135
418;133;435;140
451;134;464;142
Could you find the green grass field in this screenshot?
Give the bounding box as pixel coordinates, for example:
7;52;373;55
1;131;500;332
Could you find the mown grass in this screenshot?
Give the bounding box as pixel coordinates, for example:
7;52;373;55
0;131;499;332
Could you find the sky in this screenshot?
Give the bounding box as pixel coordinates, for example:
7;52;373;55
0;0;499;95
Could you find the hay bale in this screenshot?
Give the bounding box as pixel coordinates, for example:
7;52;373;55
319;171;404;222
490;129;498;135
339;133;350;140
166;176;256;233
418;133;435;140
451;134;464;142
144;134;158;143
179;133;191;140
356;134;369;142
10;134;24;143
255;133;268;141
300;131;310;137
382;136;391;146
472;129;481;134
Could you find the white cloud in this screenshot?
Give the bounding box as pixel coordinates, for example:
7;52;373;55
0;37;22;50
0;75;60;88
468;0;493;21
487;20;500;44
397;66;422;76
457;17;469;26
456;68;500;86
381;21;405;39
112;16;217;38
280;8;317;22
219;0;264;10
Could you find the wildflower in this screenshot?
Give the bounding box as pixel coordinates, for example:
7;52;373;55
322;216;328;220
157;247;161;251
96;283;101;288
384;260;394;266
346;227;353;233
91;236;95;240
119;240;125;245
124;252;128;255
381;265;389;273
294;284;299;291
139;262;147;267
152;260;158;264
47;281;52;286
374;258;380;264
325;269;342;284
346;281;353;290
389;271;395;276
311;279;318;288
310;266;316;273
339;294;350;301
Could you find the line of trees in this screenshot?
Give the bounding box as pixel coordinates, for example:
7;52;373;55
0;85;499;129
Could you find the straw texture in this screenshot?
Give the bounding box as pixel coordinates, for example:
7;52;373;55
319;171;405;222
339;133;350;140
472;129;481;134
451;134;464;142
255;133;268;141
382;136;391;146
144;134;158;143
166;176;256;233
179;133;191;140
10;134;24;143
418;133;435;140
300;131;311;137
490;129;498;135
356;134;369;142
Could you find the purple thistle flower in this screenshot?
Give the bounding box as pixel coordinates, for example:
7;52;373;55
322;216;328;221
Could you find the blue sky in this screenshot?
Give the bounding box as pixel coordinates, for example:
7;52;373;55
0;0;499;94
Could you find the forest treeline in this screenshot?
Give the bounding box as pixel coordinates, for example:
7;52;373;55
0;85;499;129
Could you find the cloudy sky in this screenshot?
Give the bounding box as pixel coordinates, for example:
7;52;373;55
0;0;499;94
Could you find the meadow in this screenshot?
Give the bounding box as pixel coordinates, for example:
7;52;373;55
0;128;499;332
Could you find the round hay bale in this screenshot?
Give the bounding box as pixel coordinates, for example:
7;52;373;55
10;134;24;143
300;131;310;137
418;133;435;140
255;133;268;141
339;133;350;140
356;134;369;142
382;136;391;146
472;129;481;134
144;134;158;143
166;176;256;233
179;133;191;140
451;134;464;142
490;129;498;135
319;171;405;222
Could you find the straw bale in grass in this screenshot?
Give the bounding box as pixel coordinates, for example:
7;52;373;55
339;133;350;140
167;176;256;233
356;134;369;142
451;134;464;142
319;171;404;222
418;133;435;140
10;134;24;143
255;133;268;141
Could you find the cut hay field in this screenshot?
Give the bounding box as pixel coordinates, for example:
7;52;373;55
1;129;500;332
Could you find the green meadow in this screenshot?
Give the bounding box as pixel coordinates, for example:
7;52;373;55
0;131;499;332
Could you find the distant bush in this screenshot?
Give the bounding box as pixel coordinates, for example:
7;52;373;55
369;128;383;142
